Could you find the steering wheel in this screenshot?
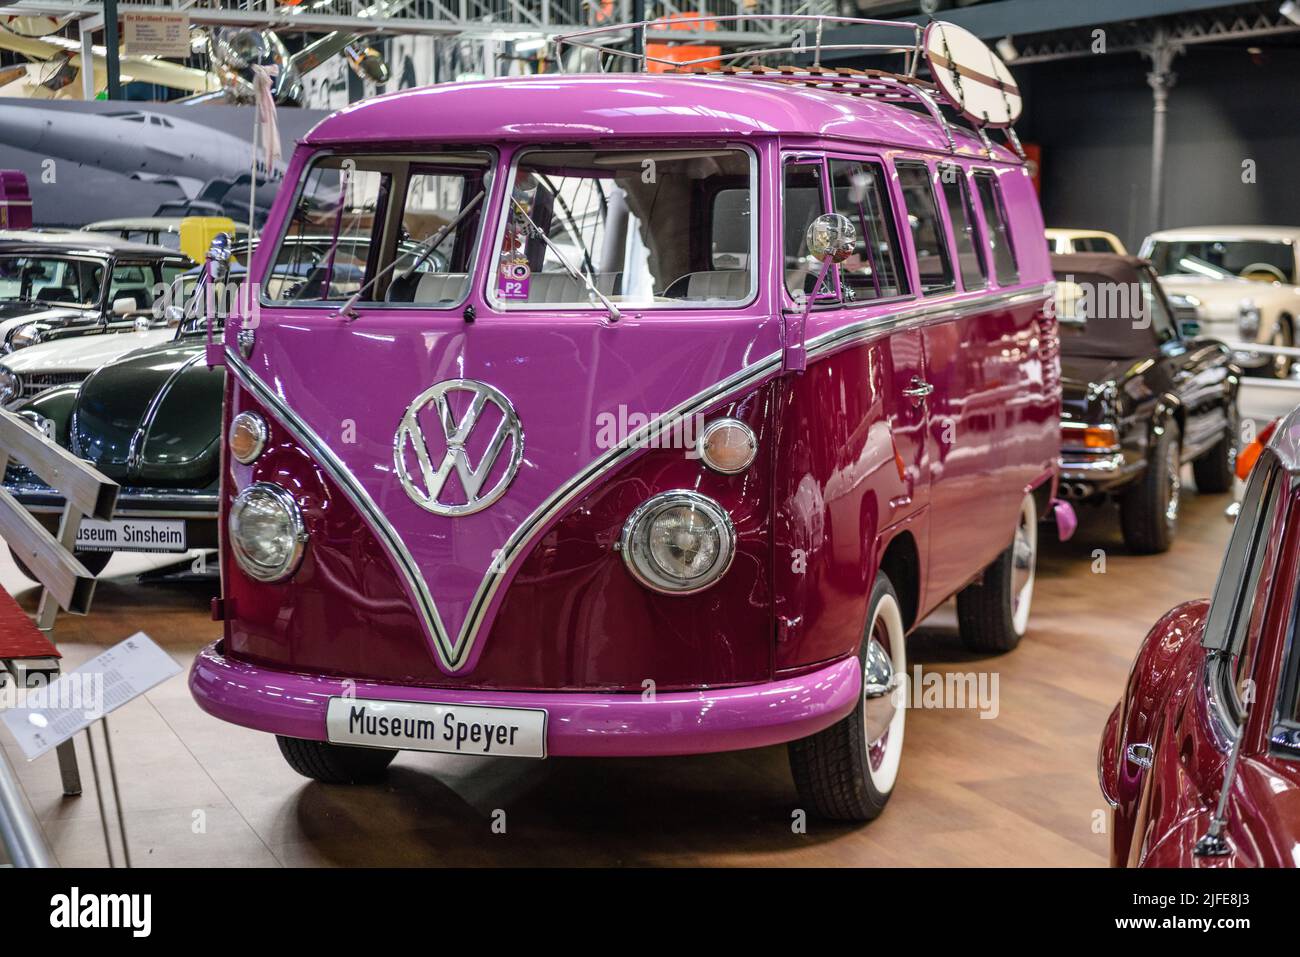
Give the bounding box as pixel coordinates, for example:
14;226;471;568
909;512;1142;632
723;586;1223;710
1239;262;1287;283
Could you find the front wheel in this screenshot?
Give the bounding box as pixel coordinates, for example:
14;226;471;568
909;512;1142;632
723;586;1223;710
276;736;396;784
788;572;907;822
955;493;1038;654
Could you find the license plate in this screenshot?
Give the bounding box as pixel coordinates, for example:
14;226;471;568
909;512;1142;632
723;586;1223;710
76;518;187;553
326;697;547;758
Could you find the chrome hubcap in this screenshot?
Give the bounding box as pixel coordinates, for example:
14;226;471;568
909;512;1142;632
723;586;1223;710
862;637;897;744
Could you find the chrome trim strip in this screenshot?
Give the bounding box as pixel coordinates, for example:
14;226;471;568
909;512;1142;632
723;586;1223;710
225;280;1049;672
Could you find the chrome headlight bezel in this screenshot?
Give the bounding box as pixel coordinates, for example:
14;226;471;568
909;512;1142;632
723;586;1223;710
228;481;308;583
619;490;736;595
9;324;43;351
0;365;19;406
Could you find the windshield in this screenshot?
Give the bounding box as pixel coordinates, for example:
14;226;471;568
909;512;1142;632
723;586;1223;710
265;151;493;306
492;147;755;309
1148;239;1295;284
0;255;104;308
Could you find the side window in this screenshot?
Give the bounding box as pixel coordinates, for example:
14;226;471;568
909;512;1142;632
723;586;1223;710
896;162;954;295
782;160;826;298
828;159;907;302
938;166;987;290
1139;268;1178;344
388;166;487;305
972;171;1019;285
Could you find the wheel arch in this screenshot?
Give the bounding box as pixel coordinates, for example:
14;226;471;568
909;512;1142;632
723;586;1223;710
877;529;920;633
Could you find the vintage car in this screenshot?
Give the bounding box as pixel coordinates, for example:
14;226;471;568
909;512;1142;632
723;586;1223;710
0;230;189;352
0;324;174;411
1046;228;1126;255
1141;226;1300;379
1053;253;1240;553
1;265;232;577
1100;404;1300;866
188;19;1066;822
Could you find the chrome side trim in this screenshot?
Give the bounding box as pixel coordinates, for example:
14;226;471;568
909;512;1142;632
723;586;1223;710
225;279;1050;672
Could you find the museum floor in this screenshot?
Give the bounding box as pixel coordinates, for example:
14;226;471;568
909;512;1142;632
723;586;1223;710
0;468;1241;868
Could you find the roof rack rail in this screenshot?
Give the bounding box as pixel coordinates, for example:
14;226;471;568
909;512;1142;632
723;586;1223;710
546;16;1027;163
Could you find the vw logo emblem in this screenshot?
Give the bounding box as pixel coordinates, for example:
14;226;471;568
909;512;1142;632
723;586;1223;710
393;379;523;516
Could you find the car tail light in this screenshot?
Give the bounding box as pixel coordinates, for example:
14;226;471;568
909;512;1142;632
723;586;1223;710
1062;422;1119;451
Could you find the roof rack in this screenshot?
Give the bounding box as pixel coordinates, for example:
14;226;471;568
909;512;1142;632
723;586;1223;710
547;16;1026;162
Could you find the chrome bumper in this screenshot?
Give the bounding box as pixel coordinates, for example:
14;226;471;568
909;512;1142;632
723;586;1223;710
4;481;218;519
1059;452;1125;482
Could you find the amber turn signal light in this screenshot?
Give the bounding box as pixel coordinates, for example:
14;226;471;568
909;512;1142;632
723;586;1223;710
229;412;269;465
1062;423;1118;451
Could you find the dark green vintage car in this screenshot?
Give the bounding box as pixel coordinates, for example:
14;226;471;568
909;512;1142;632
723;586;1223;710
4;314;222;576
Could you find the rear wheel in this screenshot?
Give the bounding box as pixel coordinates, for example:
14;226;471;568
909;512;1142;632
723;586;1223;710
276;736;397;784
9;547;112;582
1192;398;1239;495
955;494;1038;654
1120;421;1181;554
788;572;906;822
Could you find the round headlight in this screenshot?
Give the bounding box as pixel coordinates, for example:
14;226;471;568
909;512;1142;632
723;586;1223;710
228;411;268;464
0;366;19;405
228;482;307;582
697;418;757;474
620;491;735;595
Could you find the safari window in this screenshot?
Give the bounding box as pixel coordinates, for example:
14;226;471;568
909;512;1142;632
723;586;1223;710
896;162;955;295
938;166;987;290
973;171;1019;285
493;147;756;309
827;159;907;302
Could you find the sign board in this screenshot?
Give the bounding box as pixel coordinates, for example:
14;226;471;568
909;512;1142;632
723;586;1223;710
0;632;182;760
123;13;191;58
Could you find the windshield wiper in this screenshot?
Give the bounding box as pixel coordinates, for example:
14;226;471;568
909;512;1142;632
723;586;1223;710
509;198;620;323
336;190;485;321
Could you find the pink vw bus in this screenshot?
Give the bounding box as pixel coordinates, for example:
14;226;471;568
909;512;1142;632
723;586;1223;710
191;19;1064;821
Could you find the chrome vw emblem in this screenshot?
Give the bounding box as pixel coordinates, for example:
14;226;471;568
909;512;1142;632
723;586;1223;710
393;379;523;516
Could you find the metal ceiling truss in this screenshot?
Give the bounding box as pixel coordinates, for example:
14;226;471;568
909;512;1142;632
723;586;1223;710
0;0;827;44
1011;1;1300;64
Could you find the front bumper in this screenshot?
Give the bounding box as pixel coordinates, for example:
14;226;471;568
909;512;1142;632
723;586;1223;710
189;641;862;758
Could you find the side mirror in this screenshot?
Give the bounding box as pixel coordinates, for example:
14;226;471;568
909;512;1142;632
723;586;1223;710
806;213;857;264
112;296;138;316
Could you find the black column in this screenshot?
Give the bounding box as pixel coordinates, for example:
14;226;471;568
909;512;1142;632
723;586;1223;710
103;0;121;100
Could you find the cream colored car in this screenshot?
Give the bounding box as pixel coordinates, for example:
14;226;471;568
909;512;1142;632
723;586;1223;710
1140;226;1300;378
1046;228;1127;255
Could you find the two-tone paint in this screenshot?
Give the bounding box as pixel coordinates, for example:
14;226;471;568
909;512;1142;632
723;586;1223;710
190;74;1060;756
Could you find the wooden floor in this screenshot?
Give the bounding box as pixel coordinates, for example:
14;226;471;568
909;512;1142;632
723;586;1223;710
0;476;1236;867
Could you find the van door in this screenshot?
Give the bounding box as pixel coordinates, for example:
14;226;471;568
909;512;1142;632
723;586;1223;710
772;152;931;668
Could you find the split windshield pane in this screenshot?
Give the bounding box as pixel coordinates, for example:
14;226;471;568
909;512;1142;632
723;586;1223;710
494;147;755;309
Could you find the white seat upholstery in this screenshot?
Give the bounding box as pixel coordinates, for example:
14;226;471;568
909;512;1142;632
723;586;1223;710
682;269;749;301
410;272;468;303
524;271;620;303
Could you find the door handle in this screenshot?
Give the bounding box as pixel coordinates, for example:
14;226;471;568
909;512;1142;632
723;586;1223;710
1126;742;1154;769
903;377;934;403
